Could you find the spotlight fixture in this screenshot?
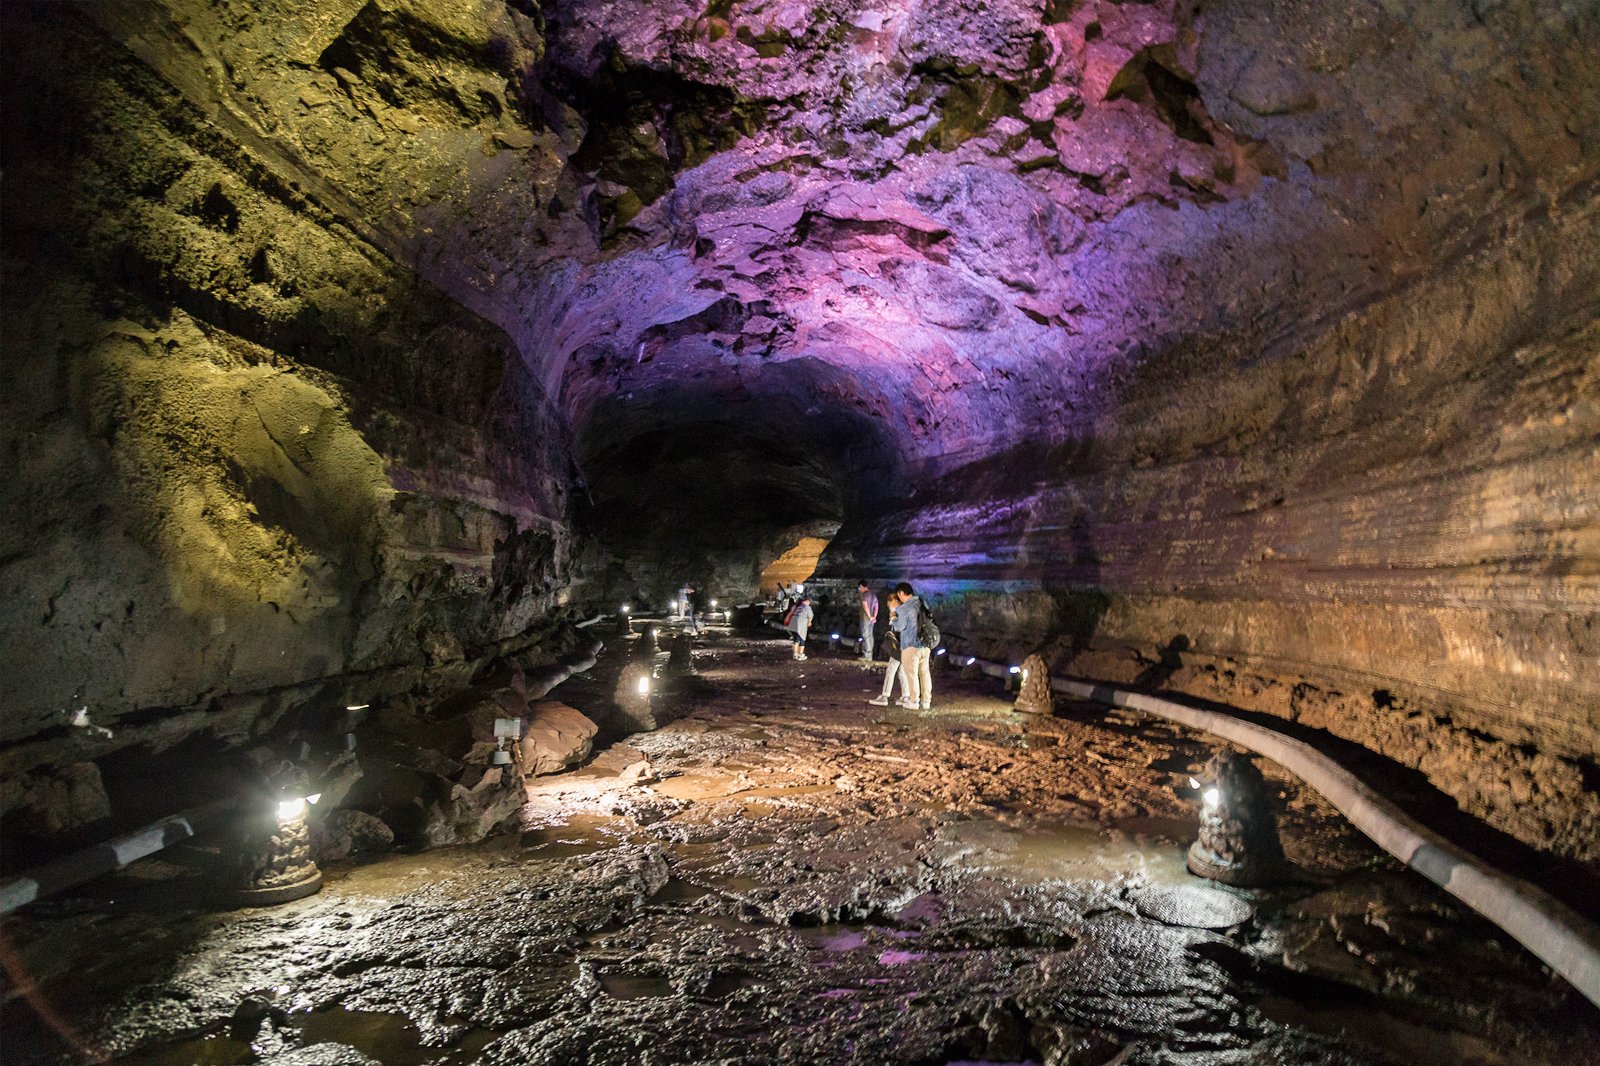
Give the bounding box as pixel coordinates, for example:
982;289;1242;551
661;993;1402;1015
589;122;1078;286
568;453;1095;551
935;647;946;656
491;717;522;766
1008;665;1021;674
636;675;651;696
276;797;307;824
621;604;631;614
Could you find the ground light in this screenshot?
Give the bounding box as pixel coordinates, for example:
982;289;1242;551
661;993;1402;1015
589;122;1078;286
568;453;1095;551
615;663;658;732
667;633;697;676
1186;750;1285;886
1014;653;1053;715
236;788;323;906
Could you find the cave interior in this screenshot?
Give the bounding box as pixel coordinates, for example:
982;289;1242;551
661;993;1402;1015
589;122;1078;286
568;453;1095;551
1;0;1598;1063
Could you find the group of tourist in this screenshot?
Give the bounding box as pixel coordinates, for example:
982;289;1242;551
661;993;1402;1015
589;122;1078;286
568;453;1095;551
864;581;936;710
780;579;938;709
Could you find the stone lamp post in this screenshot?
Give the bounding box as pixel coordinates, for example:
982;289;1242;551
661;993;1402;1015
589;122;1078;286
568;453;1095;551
614;663;658;732
666;633;697;677
1013;653;1053;715
232;786;323;906
1187;749;1286;886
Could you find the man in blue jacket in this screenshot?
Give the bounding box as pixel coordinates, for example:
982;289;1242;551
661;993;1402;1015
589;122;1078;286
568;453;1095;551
889;582;932;709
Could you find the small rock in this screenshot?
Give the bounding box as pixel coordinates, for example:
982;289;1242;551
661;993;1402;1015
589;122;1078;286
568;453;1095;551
228;994;281;1042
1134;883;1255;929
309;823;354;863
493;128;535;150
619;760;658;786
328;809;394;853
589;743;648;773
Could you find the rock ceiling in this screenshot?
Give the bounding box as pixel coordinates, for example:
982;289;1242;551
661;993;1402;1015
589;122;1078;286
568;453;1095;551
83;0;1600;519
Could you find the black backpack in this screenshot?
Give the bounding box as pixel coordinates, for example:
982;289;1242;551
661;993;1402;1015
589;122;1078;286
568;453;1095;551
918;599;940;649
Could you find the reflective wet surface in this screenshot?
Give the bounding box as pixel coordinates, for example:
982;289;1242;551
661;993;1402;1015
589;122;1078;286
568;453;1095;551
4;628;1597;1065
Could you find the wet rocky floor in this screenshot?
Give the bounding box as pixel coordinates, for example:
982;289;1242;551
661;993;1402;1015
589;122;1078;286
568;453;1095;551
4;627;1597;1065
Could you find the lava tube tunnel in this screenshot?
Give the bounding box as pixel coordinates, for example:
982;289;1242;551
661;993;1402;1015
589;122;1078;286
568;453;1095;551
1;1;1598;1063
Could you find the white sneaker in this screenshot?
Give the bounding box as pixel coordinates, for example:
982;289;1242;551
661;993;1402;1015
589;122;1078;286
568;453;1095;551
796;654;808;661
896;699;917;709
867;696;889;706
919;703;932;711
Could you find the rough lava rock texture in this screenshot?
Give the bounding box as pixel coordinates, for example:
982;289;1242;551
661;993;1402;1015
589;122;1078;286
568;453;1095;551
1;0;1598;871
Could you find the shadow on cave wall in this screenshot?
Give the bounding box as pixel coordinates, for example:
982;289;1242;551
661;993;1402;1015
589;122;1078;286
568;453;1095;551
1133;634;1191;690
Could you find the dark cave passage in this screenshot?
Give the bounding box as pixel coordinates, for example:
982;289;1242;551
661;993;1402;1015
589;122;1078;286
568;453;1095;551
2;0;1599;1062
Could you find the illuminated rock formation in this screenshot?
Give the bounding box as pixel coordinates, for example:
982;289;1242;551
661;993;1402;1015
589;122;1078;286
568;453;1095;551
1;0;1596;866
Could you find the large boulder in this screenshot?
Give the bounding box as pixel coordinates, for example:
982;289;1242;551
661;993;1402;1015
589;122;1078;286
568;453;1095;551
521;700;599;775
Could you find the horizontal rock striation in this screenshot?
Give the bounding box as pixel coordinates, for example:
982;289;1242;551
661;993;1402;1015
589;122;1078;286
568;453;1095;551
825;193;1600;862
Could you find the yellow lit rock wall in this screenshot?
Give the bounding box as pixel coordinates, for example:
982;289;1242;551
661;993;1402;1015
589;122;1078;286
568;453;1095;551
0;5;575;815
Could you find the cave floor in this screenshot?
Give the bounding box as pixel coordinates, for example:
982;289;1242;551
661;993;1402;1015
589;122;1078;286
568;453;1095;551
4;626;1597;1066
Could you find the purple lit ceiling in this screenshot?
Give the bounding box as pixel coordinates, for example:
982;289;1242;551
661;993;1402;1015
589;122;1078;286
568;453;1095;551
313;0;1594;524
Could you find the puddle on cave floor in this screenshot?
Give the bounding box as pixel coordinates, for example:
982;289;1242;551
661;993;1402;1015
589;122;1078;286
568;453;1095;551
118;1008;497;1066
937;816;1195;888
517;812;640;856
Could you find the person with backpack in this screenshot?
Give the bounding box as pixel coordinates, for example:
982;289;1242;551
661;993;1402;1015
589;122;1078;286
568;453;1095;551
888;582;937;709
785;593;814;661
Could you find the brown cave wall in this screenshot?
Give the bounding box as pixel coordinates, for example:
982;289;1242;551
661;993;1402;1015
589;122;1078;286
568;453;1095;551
824;191;1600;863
0;8;577;836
